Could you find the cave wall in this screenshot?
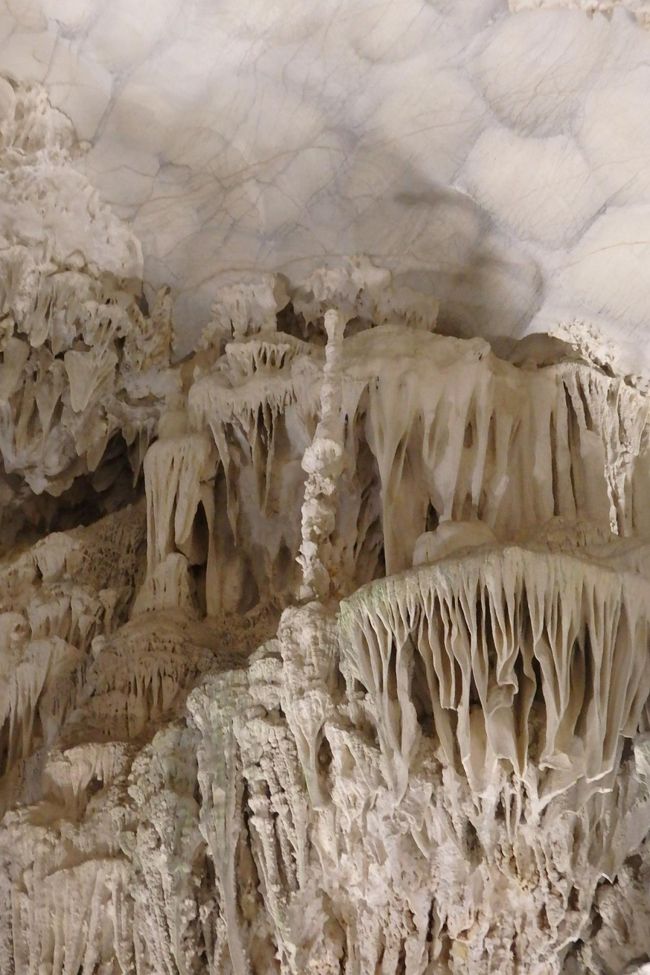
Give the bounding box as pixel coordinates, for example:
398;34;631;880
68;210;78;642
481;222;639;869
0;67;649;975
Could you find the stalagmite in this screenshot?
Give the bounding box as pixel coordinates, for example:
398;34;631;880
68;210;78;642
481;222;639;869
297;308;347;601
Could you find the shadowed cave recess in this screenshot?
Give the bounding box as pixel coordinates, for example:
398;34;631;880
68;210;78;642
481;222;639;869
0;69;650;975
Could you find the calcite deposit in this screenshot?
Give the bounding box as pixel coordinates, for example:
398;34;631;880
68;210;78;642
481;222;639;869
1;4;650;972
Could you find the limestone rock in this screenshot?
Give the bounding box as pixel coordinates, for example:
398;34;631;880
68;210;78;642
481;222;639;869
0;28;650;975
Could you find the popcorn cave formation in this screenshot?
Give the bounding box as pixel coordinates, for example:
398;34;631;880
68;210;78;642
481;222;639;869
1;62;650;975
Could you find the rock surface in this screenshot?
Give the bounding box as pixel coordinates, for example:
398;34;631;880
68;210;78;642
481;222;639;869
1;1;650;375
0;6;650;972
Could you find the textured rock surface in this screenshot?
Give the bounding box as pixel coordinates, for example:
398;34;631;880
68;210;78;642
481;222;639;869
0;237;649;971
0;78;177;545
0;4;650;972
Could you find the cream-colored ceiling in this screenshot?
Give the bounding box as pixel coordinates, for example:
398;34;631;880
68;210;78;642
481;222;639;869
1;0;649;374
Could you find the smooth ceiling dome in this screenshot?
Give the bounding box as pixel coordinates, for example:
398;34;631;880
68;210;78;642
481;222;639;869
1;0;650;375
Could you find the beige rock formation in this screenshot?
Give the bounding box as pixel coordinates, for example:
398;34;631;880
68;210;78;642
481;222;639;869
0;74;649;975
